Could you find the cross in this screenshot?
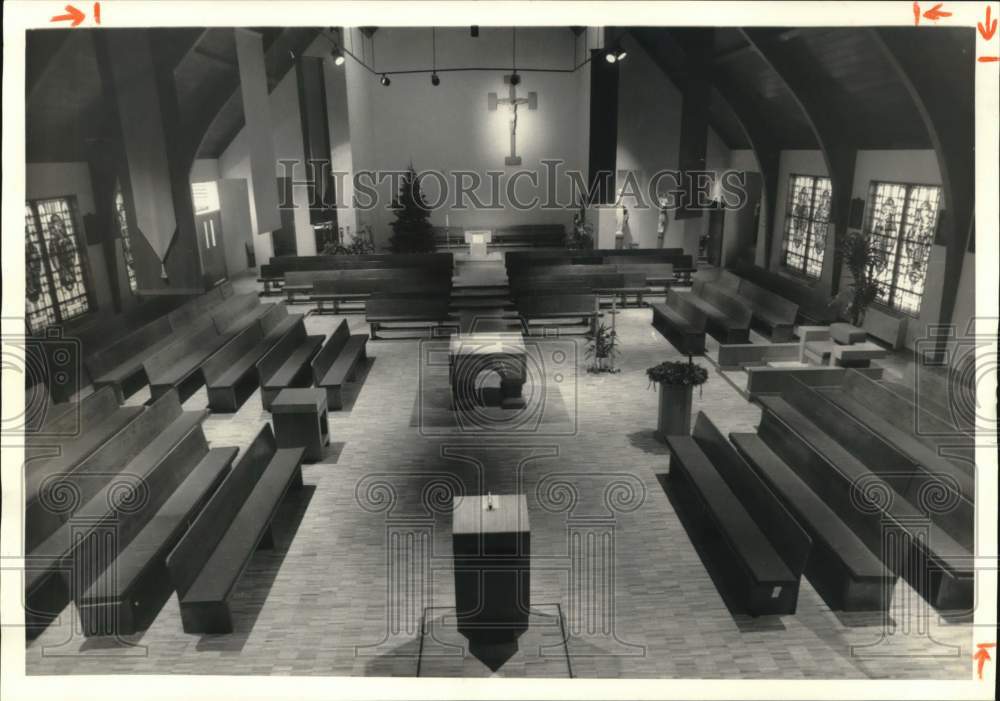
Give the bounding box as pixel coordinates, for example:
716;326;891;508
487;74;538;166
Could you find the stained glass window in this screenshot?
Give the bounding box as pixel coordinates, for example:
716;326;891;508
24;197;92;333
780;174;831;279
114;185;139;293
864;181;941;316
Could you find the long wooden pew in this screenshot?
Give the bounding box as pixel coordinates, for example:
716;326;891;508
754;393;973;612
650;290;707;355
712;271;799;342
731;432;897;611
24;391;205;637
255;323;325;410
779;377;973;554
74;421;237;636
688;279;752;343
167;424;304;634
665;413;810;616
210;292;273;335
308;269;453;312
203;304;306;412
311;319;368;410
365;295;458;339
143;318;236;402
260;253;454;295
514;294;599;334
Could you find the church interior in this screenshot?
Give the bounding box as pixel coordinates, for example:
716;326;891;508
18;24;984;679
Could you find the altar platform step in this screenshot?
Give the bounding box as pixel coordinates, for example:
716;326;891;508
449;297;514;310
450;285;510;297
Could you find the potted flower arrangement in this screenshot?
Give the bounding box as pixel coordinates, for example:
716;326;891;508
586;321;621;374
646;356;708;438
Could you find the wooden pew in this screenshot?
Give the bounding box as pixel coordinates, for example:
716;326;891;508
309;269;452;313
143;318;236;402
262;253;454;296
731;432;897;611
434;224;565;248
688;279;752;343
754;393;973;612
746;365;883;397
365;296;458;339
514;293;599;334
650;290;707;355
311;319;368;410
665;413;810;616
166;424;305;634
86;317;175;400
203;304;307;412
727;263;836;324
715;271;799;342
165;284;230;330
74;427;236;636
255;322;325;410
24;391;205;637
210;292;273;335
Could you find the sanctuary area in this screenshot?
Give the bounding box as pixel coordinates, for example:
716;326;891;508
16;24;983;680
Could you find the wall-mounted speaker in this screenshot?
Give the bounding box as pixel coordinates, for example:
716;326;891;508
82;213;103;246
934;209;948;246
848;198;865;229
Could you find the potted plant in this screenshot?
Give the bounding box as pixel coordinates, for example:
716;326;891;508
586;321;621;374
830;229;884;326
647;356;708;438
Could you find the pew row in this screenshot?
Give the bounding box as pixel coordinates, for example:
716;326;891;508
688;279;752;343
365;296;458;340
755;394;973;612
714;270;799;341
255;322;325;410
650;290;707;355
24;391;209;637
665;413;810;616
166;424;305;634
311;319;369;410
143;319;236;402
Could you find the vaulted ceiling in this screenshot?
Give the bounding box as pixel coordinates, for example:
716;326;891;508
26;26;972;165
627;26;972;152
25;27;320;164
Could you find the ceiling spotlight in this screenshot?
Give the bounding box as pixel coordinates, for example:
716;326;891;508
380;73;391;86
431;72;440;86
604;45;627;63
331;47;345;66
471;25;479;38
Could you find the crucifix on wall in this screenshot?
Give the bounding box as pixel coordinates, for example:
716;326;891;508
487;74;538;166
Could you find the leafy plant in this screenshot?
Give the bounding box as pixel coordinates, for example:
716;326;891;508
389;165;436;253
832;229;883;326
646;357;708;388
586;321;621;373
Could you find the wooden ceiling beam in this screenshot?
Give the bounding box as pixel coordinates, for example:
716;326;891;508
868;28;974;355
740;28;858;295
633;28;780;262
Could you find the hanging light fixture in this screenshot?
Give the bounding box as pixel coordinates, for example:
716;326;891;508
604;44;627;63
430;28;440;86
331;46;345;66
380;73;391;86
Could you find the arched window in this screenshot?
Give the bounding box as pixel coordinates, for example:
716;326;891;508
25;196;92;333
114;184;138;293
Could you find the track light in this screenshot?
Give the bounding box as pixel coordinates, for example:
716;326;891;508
431;72;440;86
604;45;627;63
380;73;391;86
331;47;345;66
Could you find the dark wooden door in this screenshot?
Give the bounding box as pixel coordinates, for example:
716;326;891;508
196;211;227;287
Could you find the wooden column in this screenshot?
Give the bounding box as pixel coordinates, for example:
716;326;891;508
741;29;858;298
588;48;619;205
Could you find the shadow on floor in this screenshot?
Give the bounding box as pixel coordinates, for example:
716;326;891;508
654;472;787;632
626;429;670;456
194;484;317;651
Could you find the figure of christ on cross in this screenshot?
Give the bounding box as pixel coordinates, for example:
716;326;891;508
487;74;538;166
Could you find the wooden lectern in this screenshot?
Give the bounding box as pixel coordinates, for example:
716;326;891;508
452;494;530;645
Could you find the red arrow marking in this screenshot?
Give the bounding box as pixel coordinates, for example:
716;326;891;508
924;3;952;21
914;1;922;25
979;6;997;40
93;1;100;25
978;55;1000;62
974;643;995;680
50;4;85;26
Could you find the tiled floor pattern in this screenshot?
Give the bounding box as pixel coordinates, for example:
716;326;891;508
24;271;973;678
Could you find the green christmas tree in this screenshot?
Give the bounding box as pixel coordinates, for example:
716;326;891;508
389;165;436;253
